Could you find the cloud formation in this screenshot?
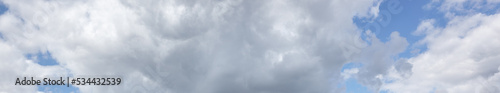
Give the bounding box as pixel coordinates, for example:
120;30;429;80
382;12;500;93
4;0;498;93
0;0;390;92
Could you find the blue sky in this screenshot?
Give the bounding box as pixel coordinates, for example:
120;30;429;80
26;51;59;66
0;2;6;14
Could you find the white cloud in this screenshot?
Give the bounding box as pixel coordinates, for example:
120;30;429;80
0;0;385;92
0;41;37;93
382;13;500;93
342;68;359;80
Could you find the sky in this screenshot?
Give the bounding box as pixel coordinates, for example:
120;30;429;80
0;0;500;93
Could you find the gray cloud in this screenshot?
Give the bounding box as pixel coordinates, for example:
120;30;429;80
351;31;409;91
0;0;388;93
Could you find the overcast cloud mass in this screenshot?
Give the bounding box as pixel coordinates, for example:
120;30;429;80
0;0;499;93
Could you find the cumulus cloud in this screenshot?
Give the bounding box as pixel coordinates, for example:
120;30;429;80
0;0;390;92
382;12;500;93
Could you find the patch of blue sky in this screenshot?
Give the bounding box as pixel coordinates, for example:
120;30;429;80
38;84;80;93
0;1;7;15
345;78;371;93
26;51;60;66
475;4;500;15
341;62;363;70
429;1;500;16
